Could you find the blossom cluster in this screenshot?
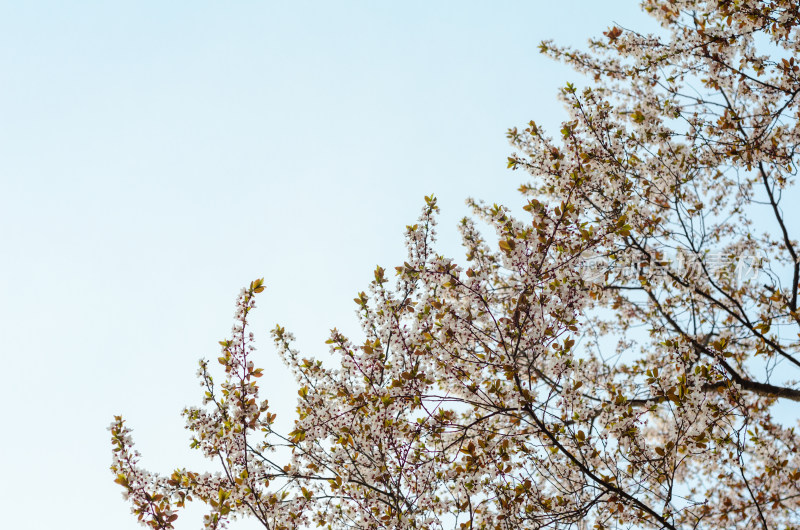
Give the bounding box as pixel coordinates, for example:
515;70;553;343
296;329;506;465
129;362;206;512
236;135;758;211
112;1;800;528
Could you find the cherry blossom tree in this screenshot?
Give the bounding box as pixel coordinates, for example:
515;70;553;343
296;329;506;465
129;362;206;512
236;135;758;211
111;1;800;528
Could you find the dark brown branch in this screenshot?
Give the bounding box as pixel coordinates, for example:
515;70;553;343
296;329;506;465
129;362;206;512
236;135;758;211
514;379;678;530
643;287;800;402
758;161;799;311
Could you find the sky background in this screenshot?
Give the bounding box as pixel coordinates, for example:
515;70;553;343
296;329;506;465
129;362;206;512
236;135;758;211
0;2;672;528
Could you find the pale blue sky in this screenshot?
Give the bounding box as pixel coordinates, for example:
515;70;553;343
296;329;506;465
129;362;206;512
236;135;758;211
0;2;658;528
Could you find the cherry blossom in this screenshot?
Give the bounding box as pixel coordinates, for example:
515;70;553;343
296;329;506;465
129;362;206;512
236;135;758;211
112;2;800;528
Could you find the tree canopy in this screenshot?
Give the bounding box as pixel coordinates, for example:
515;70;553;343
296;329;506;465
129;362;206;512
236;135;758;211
111;1;800;528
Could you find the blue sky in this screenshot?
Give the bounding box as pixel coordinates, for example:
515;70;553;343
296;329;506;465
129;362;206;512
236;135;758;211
0;2;659;528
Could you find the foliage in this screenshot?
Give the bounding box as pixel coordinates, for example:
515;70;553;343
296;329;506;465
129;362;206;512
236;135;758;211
111;1;800;528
